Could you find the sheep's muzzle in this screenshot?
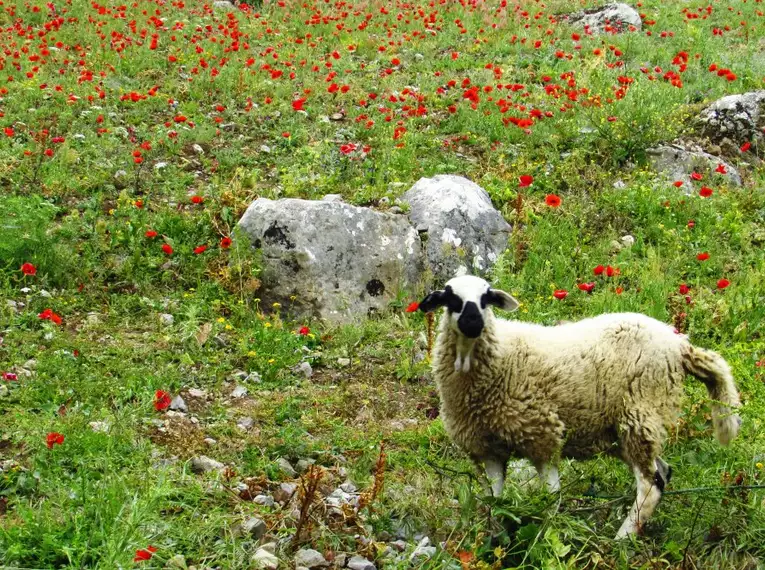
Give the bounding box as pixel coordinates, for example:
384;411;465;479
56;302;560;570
457;302;484;338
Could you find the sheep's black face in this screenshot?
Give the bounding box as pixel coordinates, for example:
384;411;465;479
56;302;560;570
418;275;520;339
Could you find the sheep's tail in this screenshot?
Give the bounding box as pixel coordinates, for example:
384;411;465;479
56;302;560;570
682;345;741;446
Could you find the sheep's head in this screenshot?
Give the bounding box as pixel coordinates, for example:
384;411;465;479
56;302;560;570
419;275;519;372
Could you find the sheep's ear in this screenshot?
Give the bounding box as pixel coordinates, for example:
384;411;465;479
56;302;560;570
485;289;519;312
419;290;447;313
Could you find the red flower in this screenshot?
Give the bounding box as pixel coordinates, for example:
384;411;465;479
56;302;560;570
154;390;171;411
605;265;619;277
518;174;533;187
717;278;730;289
193;245;207;255
699;186;713;198
545;194;562;207
690;172;703;181
134;199;144;208
593;265;605;276
679;284;690;295
190;195;204;204
697;252;710;261
220;236;232;249
292;97;306;111
672;180;683;188
578;282;596;293
2;372;18;381
4;127;13;137
405;301;420;312
615;287;624;295
46;432;65;449
298;326;310;335
715;163;727;174
162;244;173;255
134;546;157;562
21;262;37;276
38;308;62;325
740;142;751;152
145;230;158;238
553;290;568;300
687;220;696;229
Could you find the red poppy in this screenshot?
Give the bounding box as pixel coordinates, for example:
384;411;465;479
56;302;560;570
145;230;158;238
134;546;157;562
2;372;18;381
405;301;420;312
593;265;605;276
154;390;171;411
4;127;13;137
699;187;713;198
606;265;619;277
687;220;696;229
679;284;690;295
193;245;207;255
38;308;62;325
673;181;683;188
553;290;568;300
292;97;307;111
190;195;204;204
717;278;730;289
715;163;727;174
615;287;624;295
46;432;65;449
578;282;596;293
690;172;703;181
697;252;710;261
739;141;752;152
518;175;533;188
220;237;232;249
298;326;310;335
162;244;173;255
21;262;37;276
545;194;562;207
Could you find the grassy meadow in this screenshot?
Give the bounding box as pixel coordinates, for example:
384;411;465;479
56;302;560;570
1;0;765;567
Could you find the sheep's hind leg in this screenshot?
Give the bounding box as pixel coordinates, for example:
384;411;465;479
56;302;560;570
540;463;561;493
483;458;506;498
615;461;666;539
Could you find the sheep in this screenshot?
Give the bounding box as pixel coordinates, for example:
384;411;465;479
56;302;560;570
418;274;742;539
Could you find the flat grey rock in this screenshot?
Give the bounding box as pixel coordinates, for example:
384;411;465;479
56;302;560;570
238;198;425;323
564;3;642;33
294;549;329;568
647;144;741;190
697;91;765;148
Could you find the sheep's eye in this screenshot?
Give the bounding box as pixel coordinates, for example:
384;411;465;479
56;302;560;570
443;286;463;313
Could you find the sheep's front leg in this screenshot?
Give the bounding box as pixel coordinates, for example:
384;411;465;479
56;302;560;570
484;458;506;498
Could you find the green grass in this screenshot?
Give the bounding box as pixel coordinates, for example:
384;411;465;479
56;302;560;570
2;0;765;567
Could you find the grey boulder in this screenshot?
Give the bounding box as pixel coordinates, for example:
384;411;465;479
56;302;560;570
238;198;424;323
564;3;642;33
646;143;741;190
697;90;765;149
401;175;510;283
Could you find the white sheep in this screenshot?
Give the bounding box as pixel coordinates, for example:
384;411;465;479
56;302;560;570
419;275;742;539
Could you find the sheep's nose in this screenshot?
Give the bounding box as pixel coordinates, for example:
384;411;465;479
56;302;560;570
458;302;484;338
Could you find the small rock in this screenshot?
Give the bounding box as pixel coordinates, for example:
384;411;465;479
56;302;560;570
231;385;248;399
277;457;297;477
414;53;424;61
187;388;207;398
0;385;9;398
295;458;316;473
160;313;174;326
273;482;297;503
191;143;204;155
613;180;626;189
294;549;329;569
154;162;168;170
165;554;188;569
6;300;18;311
409;536;437;562
621;235;635;247
339;481;357;493
237;417;255;431
347;556;375;570
254;494;275;507
260;144;272;153
169;395;188;413
335;553;348;568
89;421;110;433
240;516;267;540
247;372;262;383
337;358;351;367
294;361;313;378
191;456;224;473
204;437;217;446
252;548;279;570
389;540;408;552
114;169;129;189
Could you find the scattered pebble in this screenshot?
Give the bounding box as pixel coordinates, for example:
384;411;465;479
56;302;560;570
294;548;329;568
254;494;275;507
409;537;436;562
337;358;351;367
231;385;248;399
295;458;316;473
159;313;174;326
89;421;110;433
169;395;188;413
239;516;267;540
273;482;297;504
190;456;224;473
237;417;255;431
277;457;297;477
187;388;207;398
252;547;279;570
347;555;375;570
